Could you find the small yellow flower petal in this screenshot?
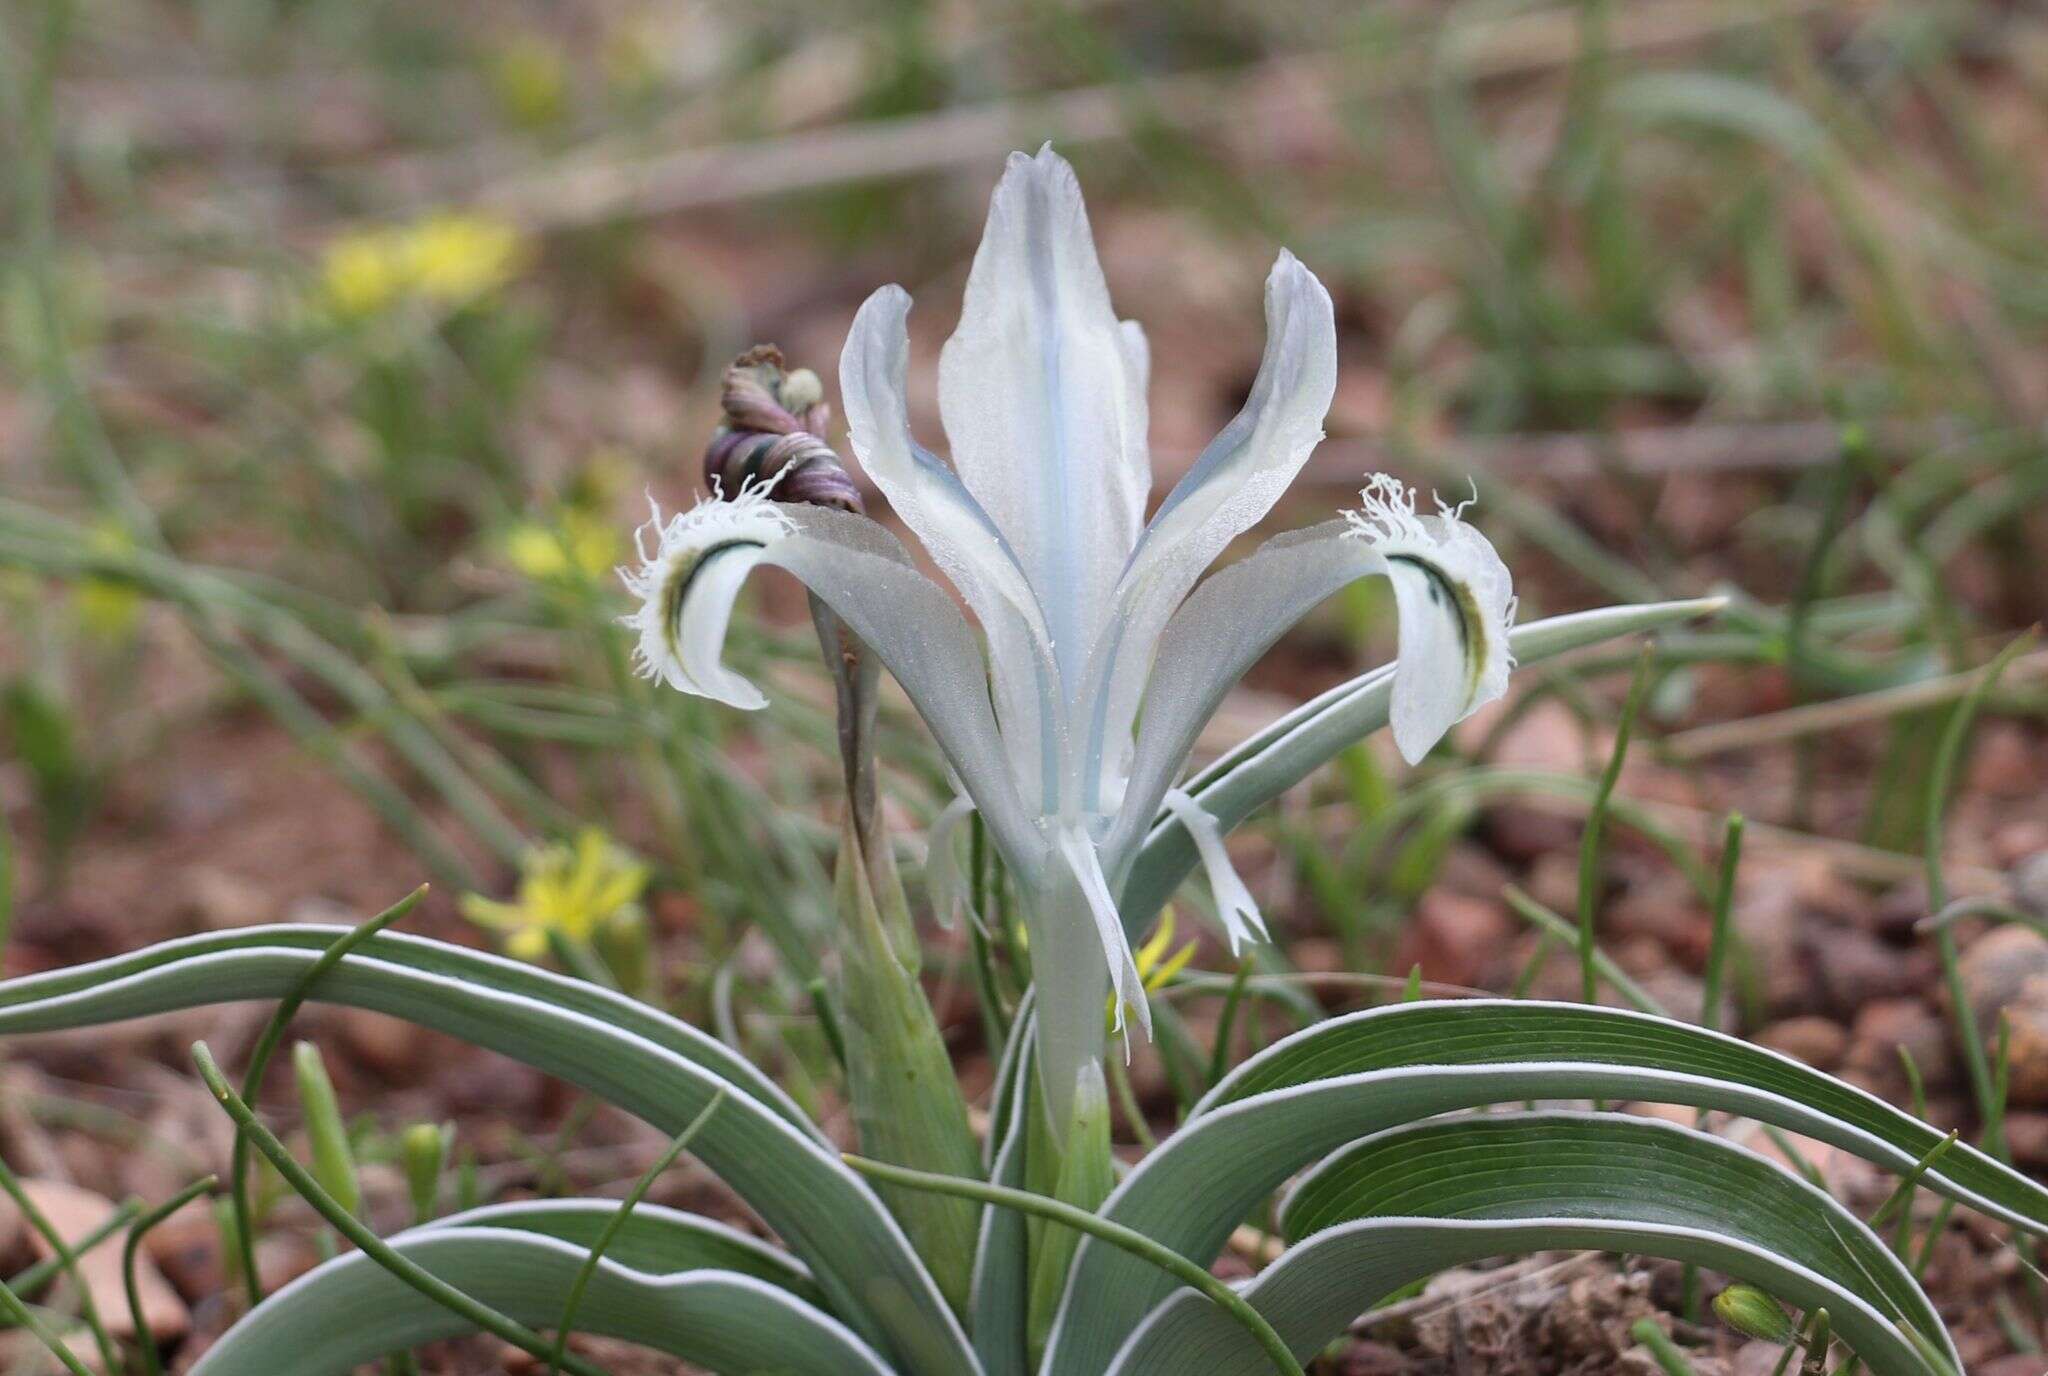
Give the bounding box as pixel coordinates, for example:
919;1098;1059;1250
462;830;647;964
401;213;527;304
1146;941;1197;994
321;234;404;318
1133;909;1177;976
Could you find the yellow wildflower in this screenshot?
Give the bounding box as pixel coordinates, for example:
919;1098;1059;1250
502;508;622;586
490;36;569;130
400;213;528;305
72;522;142;639
321;233;405;319
1108;909;1197;1032
461;829;649;961
318;213;526;320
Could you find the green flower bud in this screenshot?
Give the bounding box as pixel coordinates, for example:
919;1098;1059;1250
292;1041;360;1217
1713;1284;1795;1344
402;1121;452;1223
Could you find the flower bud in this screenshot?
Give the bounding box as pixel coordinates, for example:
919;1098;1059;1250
402;1121;452;1223
703;345;863;513
292;1041;361;1217
1713;1284;1796;1343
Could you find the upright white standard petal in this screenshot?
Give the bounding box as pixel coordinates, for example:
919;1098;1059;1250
939;146;1149;689
841;284;1064;811
1077;251;1336;812
1342;476;1518;765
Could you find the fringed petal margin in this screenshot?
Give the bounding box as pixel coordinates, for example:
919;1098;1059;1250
620;496;1045;877
619;485;794;710
1342;476;1517;766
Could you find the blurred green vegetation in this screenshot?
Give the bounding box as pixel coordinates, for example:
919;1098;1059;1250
1;0;2044;1039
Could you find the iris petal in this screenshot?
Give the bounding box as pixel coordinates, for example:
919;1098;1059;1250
841;283;1064;809
1078;251;1336;812
1160;788;1267;953
939;146;1149;689
1343;476;1517;766
620;497;1046;875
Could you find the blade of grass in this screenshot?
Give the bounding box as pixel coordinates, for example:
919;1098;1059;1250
1924;632;2036;1146
229;885;428;1306
193;1043;611;1376
1208;957;1254;1088
0;1275;94;1376
0;1156;118;1371
1700;812;1745;1037
2;1197;140;1302
1687;810;1745;1315
126;1175;217;1376
1581;646;1657;1005
548;1090;726;1376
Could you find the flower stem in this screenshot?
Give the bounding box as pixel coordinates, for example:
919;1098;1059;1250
843;1153;1305;1376
0;1275;94;1376
126;1175;218;1376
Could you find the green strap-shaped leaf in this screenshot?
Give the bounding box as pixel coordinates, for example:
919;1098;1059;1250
1041;1000;2044;1375
0;934;978;1376
1117;598;1723;934
1110;1219;1931;1376
1278;1113;1951;1368
420;1200;826;1307
1212;1001;2048;1229
0;925;814;1137
188;1228;894;1376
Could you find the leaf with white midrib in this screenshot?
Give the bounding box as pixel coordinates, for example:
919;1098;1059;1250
1279;1111;1949;1368
188;1226;894;1376
419;1199;826;1307
1209;1000;2048;1231
1041;1000;2044;1376
0;934;980;1376
1109;1219;1932;1376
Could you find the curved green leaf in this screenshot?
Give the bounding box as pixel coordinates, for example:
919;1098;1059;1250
1117;598;1724;933
0;931;976;1376
1110;1219;1932;1376
0;925;813;1136
1280;1112;1950;1368
422;1199;825;1306
1042;1000;2043;1375
190;1227;893;1376
1214;1001;2048;1231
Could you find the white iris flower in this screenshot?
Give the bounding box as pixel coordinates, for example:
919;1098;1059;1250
623;146;1516;1128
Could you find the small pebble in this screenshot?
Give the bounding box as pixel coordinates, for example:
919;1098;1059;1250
1755;1015;1849;1070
